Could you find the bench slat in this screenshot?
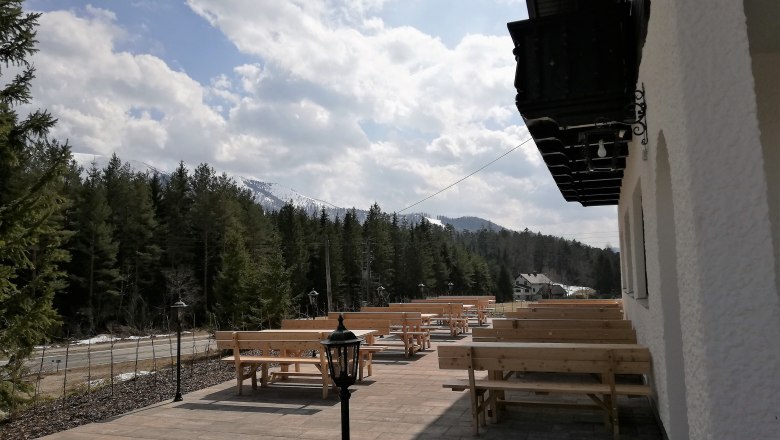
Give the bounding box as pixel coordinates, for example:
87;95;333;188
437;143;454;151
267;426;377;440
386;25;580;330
473;327;637;344
221;356;322;364
506;308;624;320
443;379;651;396
492;318;632;329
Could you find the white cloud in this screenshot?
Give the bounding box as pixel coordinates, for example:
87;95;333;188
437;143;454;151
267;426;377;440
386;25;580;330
28;8;225;169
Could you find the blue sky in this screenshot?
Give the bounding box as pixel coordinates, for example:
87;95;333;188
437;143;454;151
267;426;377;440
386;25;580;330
22;0;618;248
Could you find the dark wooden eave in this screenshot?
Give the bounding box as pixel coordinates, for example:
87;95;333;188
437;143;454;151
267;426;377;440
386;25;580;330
508;0;648;206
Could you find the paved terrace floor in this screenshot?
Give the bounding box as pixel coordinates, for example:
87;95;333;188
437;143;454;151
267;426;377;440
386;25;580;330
41;331;665;440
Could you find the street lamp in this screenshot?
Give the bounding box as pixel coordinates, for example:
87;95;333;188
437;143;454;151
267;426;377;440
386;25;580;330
376;285;387;306
417;283;426;299
308;289;319;318
170;297;188;402
447;282;454;296
321;314;361;440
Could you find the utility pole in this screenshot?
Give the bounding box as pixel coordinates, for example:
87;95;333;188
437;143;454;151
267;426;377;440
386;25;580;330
361;240;372;305
325;238;332;312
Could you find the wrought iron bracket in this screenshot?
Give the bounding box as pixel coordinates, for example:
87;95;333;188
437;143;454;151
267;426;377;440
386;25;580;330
632;83;649;159
632;84;648;143
601;83;648;159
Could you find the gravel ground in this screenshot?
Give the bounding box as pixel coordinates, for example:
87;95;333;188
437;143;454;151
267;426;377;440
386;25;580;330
0;358;235;440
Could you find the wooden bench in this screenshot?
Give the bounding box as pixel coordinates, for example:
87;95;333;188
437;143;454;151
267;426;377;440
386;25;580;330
280;319;388;379
535;299;622;307
443;295;496;317
473;326;637;344
215;330;330;398
412;298;491;326
505;307;624;320
445;295;496;302
382;303;468;336
529;302;623;309
438;342;652;439
328;312;427;357
491;318;632;330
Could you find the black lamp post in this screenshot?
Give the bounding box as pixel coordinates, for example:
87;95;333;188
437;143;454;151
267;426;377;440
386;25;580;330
417;283;425;299
171;297;188;402
376;285;387;306
321;315;361;440
308;289;319;318
447;282;454;296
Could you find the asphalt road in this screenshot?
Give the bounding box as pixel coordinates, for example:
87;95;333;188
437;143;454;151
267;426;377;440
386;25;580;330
21;333;217;373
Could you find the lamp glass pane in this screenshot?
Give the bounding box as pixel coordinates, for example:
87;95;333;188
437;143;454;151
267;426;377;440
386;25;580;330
346;345;355;377
324;346;337;379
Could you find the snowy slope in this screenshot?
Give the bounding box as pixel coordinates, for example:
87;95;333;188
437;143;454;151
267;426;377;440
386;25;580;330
71;153;504;231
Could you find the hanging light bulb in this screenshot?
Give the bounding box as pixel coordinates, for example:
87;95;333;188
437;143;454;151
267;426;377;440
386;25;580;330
597;138;607;158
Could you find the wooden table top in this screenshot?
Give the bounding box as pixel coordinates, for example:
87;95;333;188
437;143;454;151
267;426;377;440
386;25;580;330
259;329;377;339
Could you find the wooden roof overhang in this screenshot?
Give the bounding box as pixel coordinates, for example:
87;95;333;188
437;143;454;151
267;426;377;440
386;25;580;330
508;0;649;206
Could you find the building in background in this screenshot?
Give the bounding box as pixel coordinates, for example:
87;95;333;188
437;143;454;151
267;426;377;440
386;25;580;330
514;273;571;299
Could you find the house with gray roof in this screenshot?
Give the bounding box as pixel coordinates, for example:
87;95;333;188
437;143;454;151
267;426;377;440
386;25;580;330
513;272;564;300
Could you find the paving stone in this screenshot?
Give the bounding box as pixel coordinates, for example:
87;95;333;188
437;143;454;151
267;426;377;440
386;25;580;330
39;328;663;440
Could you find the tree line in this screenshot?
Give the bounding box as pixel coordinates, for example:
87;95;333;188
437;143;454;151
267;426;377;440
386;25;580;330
31;152;621;336
51;156;509;335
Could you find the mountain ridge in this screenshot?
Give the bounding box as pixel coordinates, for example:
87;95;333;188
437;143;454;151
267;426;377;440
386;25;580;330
71;153;509;233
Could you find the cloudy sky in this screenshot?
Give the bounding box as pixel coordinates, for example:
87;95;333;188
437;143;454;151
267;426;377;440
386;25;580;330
24;0;618;248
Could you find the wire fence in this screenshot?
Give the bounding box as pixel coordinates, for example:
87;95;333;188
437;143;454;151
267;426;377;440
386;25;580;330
6;321;224;420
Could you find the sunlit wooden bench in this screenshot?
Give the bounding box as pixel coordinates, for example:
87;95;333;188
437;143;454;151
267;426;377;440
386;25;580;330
529;299;623;309
438;342;652;439
535;298;622;307
505;307;624;320
374;303;468;336
491;318;632;330
328;311;427;357
280;319;387;379
473;323;637;344
412;298;491;326
215;330;330;398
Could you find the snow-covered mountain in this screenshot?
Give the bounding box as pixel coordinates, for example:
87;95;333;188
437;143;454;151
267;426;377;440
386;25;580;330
72;153;166;176
71;153;508;232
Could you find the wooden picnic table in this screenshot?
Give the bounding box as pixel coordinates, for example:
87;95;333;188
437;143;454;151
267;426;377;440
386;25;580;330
216;329;379;397
260;329;379;381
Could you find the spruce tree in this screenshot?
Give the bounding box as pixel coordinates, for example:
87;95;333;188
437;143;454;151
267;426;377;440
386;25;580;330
0;2;71;410
68;164;120;333
496;265;515;302
213;202;252;327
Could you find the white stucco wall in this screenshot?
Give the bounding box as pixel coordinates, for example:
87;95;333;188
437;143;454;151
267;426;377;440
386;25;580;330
619;1;780;439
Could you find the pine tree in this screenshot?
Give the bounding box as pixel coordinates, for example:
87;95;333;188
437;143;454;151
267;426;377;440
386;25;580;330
213;204;253;328
68;163;120;333
363;203;392;301
161;162;192;269
0;2;71;411
190;163;219;314
496;265;515;302
341;209;363;307
276;202;311;308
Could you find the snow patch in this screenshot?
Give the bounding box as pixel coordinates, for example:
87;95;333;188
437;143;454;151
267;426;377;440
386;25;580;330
75;334;119;345
88;370;154;388
554;283;595;296
425;217;444;227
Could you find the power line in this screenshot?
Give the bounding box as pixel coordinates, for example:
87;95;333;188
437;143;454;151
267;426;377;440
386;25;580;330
398;138;533;213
